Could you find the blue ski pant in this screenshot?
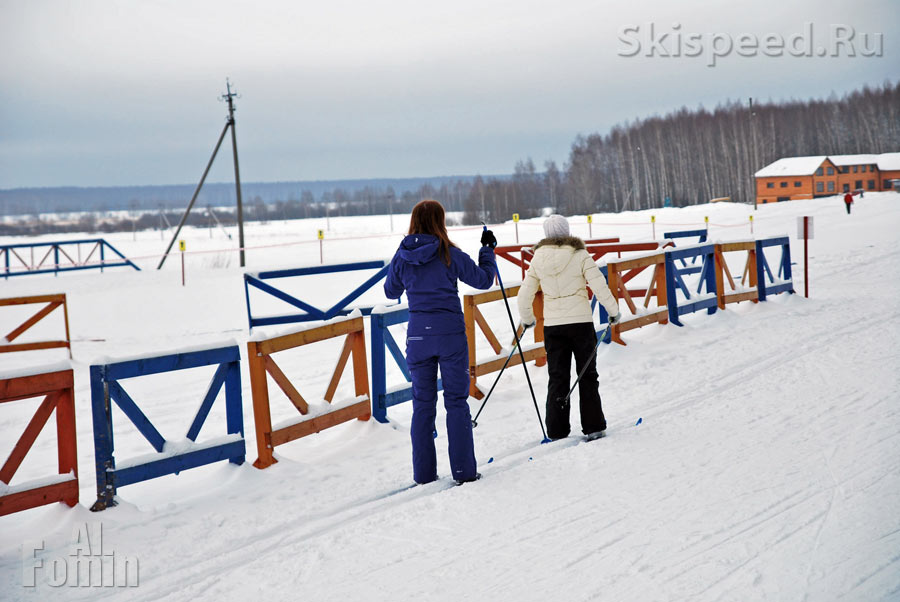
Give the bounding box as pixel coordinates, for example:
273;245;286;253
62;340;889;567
406;332;477;483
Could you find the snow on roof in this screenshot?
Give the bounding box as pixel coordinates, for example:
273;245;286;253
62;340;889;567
877;152;900;171
754;156;827;178
829;154;879;166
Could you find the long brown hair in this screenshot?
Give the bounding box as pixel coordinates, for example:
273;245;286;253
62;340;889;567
408;199;457;265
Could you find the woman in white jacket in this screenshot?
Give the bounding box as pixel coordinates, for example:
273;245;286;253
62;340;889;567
517;215;620;439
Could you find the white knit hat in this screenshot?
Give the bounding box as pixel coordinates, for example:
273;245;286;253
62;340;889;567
543;214;570;238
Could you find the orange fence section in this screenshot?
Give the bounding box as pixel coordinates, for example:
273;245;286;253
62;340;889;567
714;242;760;309
0;368;78;516
495;238;620;279
605;253;669;345
0;294;72;358
464;286;546;399
248;316;371;468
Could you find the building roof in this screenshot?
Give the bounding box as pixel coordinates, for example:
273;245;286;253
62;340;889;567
877;152;900;171
756;152;900;177
829;154;879;166
754;156;827;178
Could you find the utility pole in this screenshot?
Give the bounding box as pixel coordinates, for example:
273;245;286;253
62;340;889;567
222;79;246;267
158;80;247;270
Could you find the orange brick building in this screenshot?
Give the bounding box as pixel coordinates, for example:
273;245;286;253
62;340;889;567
755;152;900;204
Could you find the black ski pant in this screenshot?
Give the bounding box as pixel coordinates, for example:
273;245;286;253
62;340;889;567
543;322;606;439
845;203;852;214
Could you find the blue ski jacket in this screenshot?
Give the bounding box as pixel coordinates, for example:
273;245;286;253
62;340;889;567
385;234;496;335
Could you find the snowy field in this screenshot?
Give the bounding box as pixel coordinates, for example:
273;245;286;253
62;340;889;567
1;193;899;601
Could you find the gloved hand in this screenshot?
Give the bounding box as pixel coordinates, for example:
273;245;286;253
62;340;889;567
522;320;536;329
609;312;621;325
481;229;498;248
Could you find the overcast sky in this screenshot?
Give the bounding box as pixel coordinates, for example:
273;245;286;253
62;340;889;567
1;0;897;188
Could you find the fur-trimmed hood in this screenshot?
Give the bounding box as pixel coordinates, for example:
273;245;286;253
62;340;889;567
533;236;586;251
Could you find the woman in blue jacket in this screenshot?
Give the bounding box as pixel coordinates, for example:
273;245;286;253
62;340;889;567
384;200;497;485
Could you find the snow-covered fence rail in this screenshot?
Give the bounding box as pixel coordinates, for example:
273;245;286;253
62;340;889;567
662;229;708;277
243;260;393;330
0;238;140;278
714;241;760;308
605;253;668;345
464;286;546;400
495;237;619;280
754;237;795;300
247;315;371;469
370;305;444;423
89;345;245;511
0;294;72;357
664;244;719;327
0;366;78;516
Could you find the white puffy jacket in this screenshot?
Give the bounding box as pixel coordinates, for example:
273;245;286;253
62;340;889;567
517;236;619;327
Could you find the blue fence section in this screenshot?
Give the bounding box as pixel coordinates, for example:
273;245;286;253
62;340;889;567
755;237;795;301
89;345;245;511
663;229;708;277
589;266;614;344
244;260;395;329
370;306;442;423
1;238;140;278
664;244;718;327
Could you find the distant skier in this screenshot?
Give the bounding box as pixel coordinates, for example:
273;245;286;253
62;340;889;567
384;199;496;485
844;190;859;214
517;215;621;440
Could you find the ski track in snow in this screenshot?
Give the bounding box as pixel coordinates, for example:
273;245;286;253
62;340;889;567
1;195;899;601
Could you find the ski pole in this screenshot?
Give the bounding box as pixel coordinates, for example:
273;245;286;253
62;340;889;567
471;324;530;428
483;224;550;443
562;322;612;406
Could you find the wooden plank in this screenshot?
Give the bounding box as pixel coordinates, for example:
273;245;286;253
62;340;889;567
108;381;166;453
271;399;372;446
0;370;73;403
0;392;58;484
468;286;522;306
257;317;363;355
0;294;66;307
247;342;276;469
618;310;669;333
473;306;503;355
0;341;69;354
55;387;78;484
474;346;546;376
724;290;759;305
264;356;309;414
324;335;353;403
719;241;756;253
113;440;246;487
350;331;371;408
0;479;79;516
608;253;664;272
4;301;61;343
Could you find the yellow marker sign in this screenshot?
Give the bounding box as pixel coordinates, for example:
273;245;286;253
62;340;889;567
704;216;709;223
586;215;593;223
651;215;656;223
749;215;754;222
512;213;520;223
317;229;324;240
179;240;186;252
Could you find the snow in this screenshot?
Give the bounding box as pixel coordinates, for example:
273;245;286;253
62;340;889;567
0;472;76;496
113;434;244;471
877;152;900;171
1;194;900;601
754;156;827;177
0;360;71;381
829;154;880;166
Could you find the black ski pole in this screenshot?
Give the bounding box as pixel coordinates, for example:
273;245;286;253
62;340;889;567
471;324;531;427
483;224;550;443
561;322;612;406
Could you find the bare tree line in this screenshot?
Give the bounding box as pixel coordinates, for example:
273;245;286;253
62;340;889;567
462;80;899;224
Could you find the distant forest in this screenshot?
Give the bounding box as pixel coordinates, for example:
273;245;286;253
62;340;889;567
2;81;897;235
462;80;899;224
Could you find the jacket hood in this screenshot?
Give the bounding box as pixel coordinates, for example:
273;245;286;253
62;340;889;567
531;236;585;276
398;234;440;265
534;236;586;251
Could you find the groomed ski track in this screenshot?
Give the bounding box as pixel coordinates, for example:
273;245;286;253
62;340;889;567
1;195;898;601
